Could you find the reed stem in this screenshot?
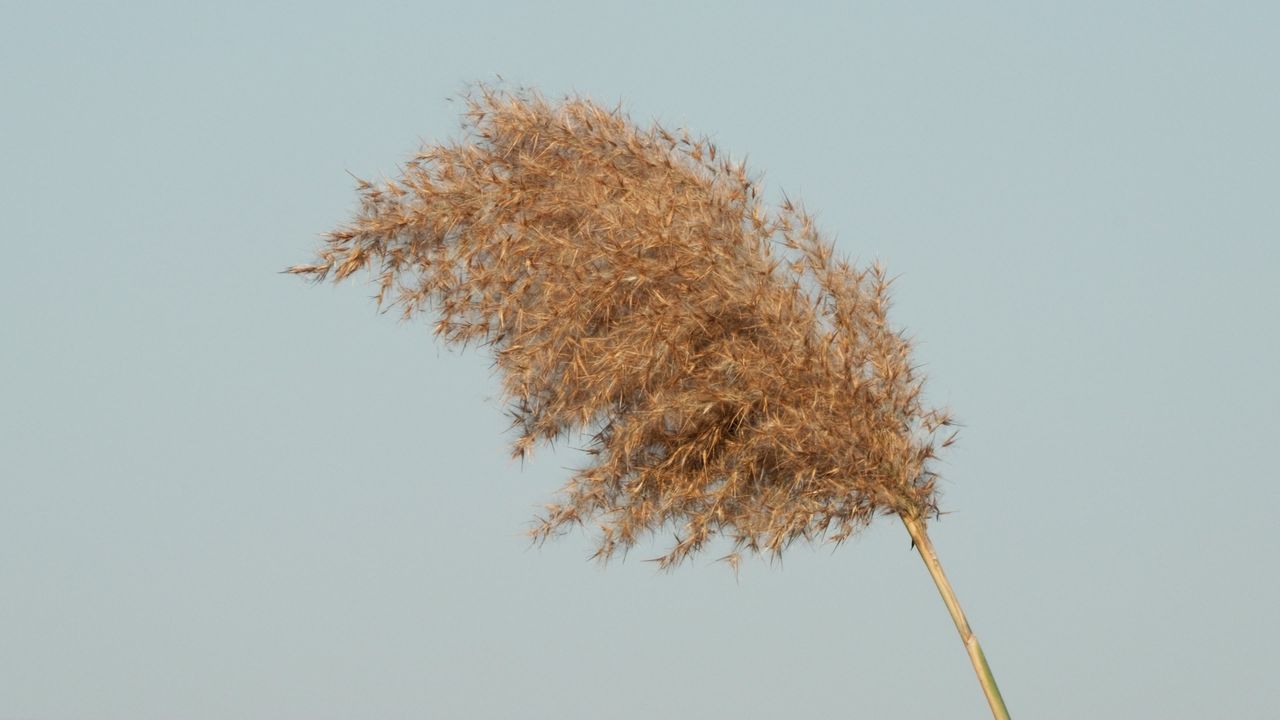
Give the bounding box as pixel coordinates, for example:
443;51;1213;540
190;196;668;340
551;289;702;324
901;515;1010;720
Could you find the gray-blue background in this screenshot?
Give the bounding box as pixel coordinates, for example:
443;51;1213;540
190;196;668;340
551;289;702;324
3;2;1276;718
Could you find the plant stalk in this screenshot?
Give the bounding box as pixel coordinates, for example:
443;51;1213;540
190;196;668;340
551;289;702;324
901;514;1010;720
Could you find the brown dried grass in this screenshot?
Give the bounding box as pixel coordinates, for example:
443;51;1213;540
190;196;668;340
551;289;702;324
292;85;955;569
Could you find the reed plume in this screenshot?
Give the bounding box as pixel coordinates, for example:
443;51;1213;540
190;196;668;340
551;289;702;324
292;85;1009;718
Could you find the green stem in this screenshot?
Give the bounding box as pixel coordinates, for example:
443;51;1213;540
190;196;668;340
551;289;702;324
901;514;1010;720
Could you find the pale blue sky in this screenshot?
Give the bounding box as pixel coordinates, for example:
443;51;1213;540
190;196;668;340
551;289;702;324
2;2;1277;718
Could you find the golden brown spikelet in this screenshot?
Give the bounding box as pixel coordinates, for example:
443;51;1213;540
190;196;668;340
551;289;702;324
291;84;954;568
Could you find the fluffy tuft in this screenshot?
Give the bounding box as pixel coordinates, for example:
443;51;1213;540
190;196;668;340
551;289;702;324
293;85;953;568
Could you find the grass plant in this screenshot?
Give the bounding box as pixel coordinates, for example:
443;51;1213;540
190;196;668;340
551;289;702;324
292;84;1010;718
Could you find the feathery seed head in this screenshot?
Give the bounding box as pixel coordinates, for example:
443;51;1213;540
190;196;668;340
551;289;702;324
293;85;953;568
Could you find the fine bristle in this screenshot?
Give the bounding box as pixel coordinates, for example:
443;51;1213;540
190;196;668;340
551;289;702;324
293;85;953;568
